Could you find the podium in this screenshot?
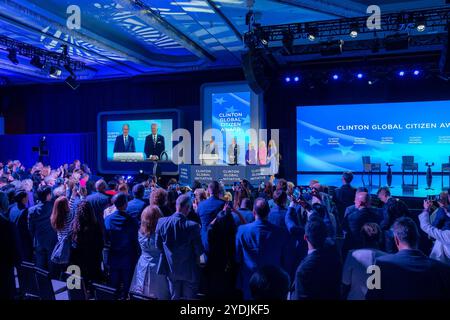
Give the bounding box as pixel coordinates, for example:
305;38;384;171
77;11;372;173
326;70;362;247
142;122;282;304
199;154;220;166
113;152;145;161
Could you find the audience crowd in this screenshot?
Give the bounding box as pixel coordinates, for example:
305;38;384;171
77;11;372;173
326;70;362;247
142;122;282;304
1;159;450;300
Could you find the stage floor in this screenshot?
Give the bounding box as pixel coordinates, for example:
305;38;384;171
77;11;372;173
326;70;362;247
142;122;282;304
297;173;450;198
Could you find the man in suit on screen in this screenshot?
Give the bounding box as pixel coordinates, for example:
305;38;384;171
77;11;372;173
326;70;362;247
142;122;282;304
144;123;165;160
113;124;136;153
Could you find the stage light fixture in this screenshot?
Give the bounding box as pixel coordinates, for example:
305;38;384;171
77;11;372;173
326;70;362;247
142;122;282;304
30;55;44;69
413;70;420;76
416;16;426;32
285;76;291;83
357;73;363;79
65;75;80;90
306;26;318;42
349;23;359;38
398;70;405;77
332;74;339;80
7;49;19;65
49;66;62;78
293;76;299;82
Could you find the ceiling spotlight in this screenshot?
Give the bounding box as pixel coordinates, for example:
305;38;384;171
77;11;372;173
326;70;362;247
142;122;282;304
293;76;299;82
7;49;19;65
416;16;426;32
413;70;420;76
306;26;318;42
30;55;45;69
357;73;363;79
332;74;339;80
65;75;80;90
349;23;359;38
285;76;291;83
398;70;405;77
49;66;62;78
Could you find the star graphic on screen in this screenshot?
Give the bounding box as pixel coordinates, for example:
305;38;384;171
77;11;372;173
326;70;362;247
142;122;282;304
334;144;355;156
304;136;322;146
243;115;251;124
225;106;237;113
214;97;226;105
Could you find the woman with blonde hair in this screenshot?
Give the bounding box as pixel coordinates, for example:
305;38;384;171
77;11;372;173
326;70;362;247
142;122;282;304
130;205;170;299
267;139;279;176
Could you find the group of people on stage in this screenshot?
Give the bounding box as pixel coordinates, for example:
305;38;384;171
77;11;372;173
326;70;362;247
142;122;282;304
205;137;279;172
1;158;450;300
113;123;165;160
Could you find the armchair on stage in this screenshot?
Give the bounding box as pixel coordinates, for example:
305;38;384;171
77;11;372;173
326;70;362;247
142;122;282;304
361;156;381;187
401;156;418;186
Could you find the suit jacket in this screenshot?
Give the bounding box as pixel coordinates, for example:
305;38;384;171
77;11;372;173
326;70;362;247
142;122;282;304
227;143;240;165
104;210;140;268
366;249;450;300
144;134;165;159
8;204;33;261
28;201;57;251
294;247;342;300
127;198;146;222
334;184;356;220
155;212;203;282
235;219;291;299
343;207;380;251
113;134;136;153
197;196;225;251
86;192;110;226
268;204;288;229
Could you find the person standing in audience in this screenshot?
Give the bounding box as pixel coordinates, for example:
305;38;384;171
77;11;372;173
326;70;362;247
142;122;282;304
86;179;110;229
342;187;369;219
104;193;140;299
377;187;412;253
197;181;225;251
155;194;203;300
249;265;290;300
342;192;380;254
293;217;342;300
233;198;254;225
236;198;291;300
127;184;147;222
8;189;33;262
130;205;170;299
367;217;450;299
70;201;104;287
192;188;207;213
150;188;172;217
50;196;75;279
419;200;450;264
28;186;57;272
342;223;386;300
334;171;357;229
431;191;450;231
268;189;288;229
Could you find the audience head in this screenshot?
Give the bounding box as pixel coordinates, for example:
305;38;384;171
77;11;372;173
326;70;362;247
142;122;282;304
377;186;391;203
150;188;168;208
438;191;449;207
342;171;354;184
132;183;145;199
208;181;220;197
107;180;118;192
140;205;163;236
249;265;290;300
112;192;128;211
95;179;107;193
37;185;52;203
393;217;419;250
223;191;233;202
262;181;273;199
240;198;252;210
361;223;382;249
355;192;370;209
273;189;287;208
72;201;98;242
50;196;70;231
118;183;129;195
194;188;207;204
14;189;28;206
275;179;287;192
253;197;270;220
176;194;192;216
305;217;328;250
309;179;319;188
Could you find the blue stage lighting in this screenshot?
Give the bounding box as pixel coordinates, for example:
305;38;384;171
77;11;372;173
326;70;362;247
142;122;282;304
398;71;405;77
285;77;291;83
357;73;363;79
413;70;420;76
294;76;299;82
332;74;339;80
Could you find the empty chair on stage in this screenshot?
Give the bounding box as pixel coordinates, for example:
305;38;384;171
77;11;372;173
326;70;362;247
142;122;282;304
401;156;418;186
361;156;381;187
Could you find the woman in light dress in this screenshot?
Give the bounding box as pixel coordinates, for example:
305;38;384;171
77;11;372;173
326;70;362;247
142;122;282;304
267;139;279;176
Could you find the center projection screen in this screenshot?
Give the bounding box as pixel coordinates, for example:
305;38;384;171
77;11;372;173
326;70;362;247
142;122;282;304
297;100;450;173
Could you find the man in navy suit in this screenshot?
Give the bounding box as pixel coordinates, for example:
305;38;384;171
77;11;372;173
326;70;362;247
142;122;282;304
144;123;165;160
236;198;291;300
156;194;203;300
86;179;110;229
334;171;357;227
127;184;147;222
366;217;450;300
197;181;225;251
8;189;33;262
28;186;57;271
104;193;140;299
268;189;288;229
113;124;136;153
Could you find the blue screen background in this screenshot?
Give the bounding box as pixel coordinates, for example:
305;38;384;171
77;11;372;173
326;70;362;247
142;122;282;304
297;100;450;172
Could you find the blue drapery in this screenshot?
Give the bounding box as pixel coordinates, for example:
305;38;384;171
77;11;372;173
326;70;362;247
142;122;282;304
0;133;96;172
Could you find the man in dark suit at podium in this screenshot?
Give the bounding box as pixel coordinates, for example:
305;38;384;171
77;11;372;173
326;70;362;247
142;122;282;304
113;124;136;153
144;123;165;160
